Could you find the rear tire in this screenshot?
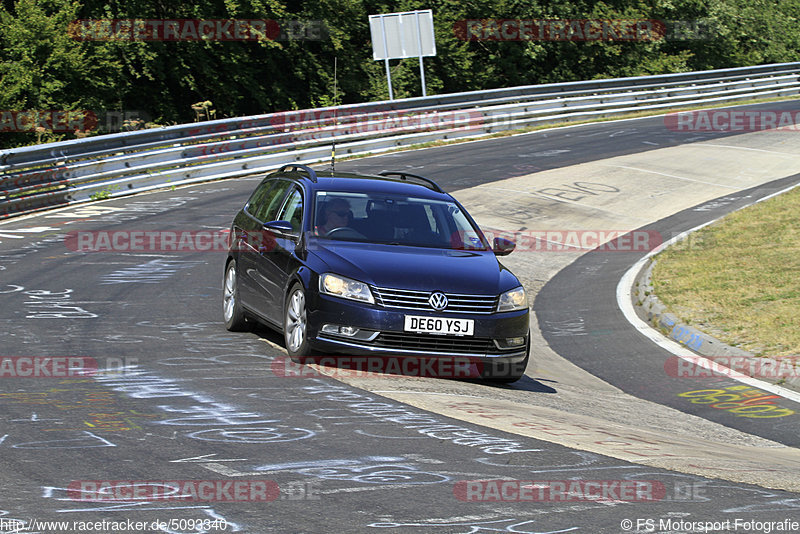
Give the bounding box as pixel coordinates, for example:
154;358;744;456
223;259;250;332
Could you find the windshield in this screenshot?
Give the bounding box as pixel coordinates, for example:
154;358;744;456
312;191;490;250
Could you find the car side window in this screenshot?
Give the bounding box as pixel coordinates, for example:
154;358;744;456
277;187;303;233
245;181;275;219
252;180;292;223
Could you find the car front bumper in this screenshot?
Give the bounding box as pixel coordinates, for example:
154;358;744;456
305;292;530;365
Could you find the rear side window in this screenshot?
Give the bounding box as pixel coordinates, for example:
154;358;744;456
247;180;292;223
277;188;303;233
245;181;275;218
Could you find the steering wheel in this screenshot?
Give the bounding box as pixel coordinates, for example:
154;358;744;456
326;227;366;239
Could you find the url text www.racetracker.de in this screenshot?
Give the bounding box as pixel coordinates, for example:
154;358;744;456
0;517;229;532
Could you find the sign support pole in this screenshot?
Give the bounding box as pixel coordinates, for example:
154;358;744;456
380;17;394;100
418;56;426;97
384;59;394;100
416;11;426;97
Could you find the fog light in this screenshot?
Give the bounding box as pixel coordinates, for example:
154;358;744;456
494;336;526;350
321;324;360;337
321;324;339;334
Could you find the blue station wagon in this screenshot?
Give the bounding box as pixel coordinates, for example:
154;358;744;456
223;165;530;382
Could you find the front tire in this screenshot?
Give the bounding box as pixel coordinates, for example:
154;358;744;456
285;283;313;361
223;259;249;331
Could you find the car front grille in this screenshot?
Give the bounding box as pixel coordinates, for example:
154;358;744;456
371;333;497;354
371;286;497;314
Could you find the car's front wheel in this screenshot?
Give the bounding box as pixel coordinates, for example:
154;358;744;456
285;283;313;362
223;259;250;331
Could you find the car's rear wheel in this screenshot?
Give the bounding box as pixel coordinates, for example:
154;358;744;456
223;259;249;331
285;283;313;362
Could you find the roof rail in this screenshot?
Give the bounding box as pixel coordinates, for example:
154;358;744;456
378;171;444;193
279;164;318;182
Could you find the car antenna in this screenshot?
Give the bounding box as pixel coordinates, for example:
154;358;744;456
330;56;338;172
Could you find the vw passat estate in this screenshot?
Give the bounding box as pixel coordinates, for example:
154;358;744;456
223;165;530;382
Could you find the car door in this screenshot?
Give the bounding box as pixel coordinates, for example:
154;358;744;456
237;179;293;321
254;186;304;325
235;180;274;300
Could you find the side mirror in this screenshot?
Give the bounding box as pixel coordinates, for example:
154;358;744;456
254;220;293;253
493;237;516;256
263;220;294;233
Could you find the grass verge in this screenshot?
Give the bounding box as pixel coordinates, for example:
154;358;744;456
652;186;800;359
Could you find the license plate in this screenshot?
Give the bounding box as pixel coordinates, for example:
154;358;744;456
404;315;474;336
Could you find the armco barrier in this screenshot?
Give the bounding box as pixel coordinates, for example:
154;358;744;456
2;62;800;219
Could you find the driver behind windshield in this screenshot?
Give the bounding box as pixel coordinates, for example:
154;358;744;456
316;197;352;235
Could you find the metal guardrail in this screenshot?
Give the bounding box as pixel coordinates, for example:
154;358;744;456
2;62;799;219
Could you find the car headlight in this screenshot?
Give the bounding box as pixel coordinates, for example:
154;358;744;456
497;286;527;312
319;273;374;304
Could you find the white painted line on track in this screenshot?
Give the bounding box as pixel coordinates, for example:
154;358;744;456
616;181;800;405
598;163;740;189
700;144;800;156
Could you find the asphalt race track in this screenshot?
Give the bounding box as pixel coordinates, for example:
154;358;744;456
1;101;800;533
536;173;800;447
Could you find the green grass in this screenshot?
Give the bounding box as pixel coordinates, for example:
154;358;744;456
652;186;800;358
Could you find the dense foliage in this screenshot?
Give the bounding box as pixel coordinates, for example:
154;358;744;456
1;0;798;147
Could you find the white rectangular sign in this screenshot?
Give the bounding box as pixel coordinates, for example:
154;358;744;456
369;10;436;61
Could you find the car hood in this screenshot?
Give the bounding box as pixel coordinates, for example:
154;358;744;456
307;240;520;294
